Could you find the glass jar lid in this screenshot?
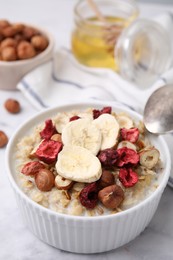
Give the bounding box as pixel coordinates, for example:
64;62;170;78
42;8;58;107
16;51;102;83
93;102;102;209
115;19;172;88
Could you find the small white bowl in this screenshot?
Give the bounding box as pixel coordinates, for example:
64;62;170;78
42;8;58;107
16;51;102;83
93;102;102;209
5;101;171;254
0;24;54;90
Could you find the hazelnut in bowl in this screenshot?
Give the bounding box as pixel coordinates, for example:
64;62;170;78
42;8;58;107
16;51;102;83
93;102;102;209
0;19;54;90
5;101;171;253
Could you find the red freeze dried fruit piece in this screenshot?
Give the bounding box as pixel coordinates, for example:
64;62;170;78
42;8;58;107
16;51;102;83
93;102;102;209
40;119;56;140
69;116;80;122
79;182;98;209
101;106;112;114
119;168;138;188
21;161;45;176
93;106;112;119
35;140;62;164
121;128;139;143
116;147;139;167
98;148;119;168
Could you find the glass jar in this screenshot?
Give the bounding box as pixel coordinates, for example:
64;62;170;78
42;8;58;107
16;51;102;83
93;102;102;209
72;0;139;71
115;19;172;87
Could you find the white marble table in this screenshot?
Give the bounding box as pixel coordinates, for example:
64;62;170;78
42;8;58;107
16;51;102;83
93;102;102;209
0;1;173;259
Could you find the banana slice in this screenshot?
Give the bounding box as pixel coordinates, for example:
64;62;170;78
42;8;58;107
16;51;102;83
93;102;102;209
56;145;102;183
62;118;101;155
93;114;119;150
54;112;70;133
116;115;133;129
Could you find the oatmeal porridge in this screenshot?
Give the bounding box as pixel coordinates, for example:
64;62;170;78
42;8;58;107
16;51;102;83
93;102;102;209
15;106;163;216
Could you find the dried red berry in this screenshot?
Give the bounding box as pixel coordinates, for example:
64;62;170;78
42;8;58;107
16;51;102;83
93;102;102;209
119;168;138;188
40;119;56;140
98;148;119;168
79;182;98;209
93;109;101;119
101;106;112;114
93;106;112;119
116;147;139;167
121;128;139;143
21;161;45;176
35;140;62;164
69;116;80;122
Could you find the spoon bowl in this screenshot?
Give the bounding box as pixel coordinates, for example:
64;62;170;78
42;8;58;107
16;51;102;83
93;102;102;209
144;85;173;134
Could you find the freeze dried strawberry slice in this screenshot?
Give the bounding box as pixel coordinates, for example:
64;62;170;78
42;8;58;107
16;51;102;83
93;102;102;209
119;168;138;188
116;147;139;167
121;128;139;143
35;140;62;164
79;182;98;209
69;116;80;122
93;106;112;119
21;161;46;176
98;148;119;168
40;119;56;140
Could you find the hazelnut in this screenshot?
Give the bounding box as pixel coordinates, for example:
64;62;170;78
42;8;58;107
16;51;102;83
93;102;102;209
98;170;115;189
55;174;74;190
17;41;36;59
51;134;62;142
22;26;38;40
136;139;145;151
4;98;21;113
31;35;48;51
14;34;26;43
13;23;25;33
1;46;17;61
2;26;17;37
139;148;160;169
98;184;124;209
35;168;55;192
0;130;8;147
0;30;4;41
1;38;17;49
0;20;10;29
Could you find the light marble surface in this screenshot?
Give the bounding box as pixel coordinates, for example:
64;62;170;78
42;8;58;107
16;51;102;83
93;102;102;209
0;1;173;259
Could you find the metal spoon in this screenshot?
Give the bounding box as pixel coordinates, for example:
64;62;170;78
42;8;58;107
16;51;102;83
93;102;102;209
144;84;173;134
144;84;173;188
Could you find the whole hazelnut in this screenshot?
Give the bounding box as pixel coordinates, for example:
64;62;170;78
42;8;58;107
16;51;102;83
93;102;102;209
13;23;25;33
98;170;115;189
14;34;25;43
0;20;10;29
31;35;48;51
35;169;55;191
1;47;17;61
4;99;21;113
98;184;124;209
0;130;8;147
1;38;17;49
22;26;38;40
17;41;36;59
2;26;17;37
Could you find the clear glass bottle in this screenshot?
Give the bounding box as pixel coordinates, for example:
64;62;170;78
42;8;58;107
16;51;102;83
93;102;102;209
72;0;139;71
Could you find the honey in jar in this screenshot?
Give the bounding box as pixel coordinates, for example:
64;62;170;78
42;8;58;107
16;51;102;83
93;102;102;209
72;0;139;71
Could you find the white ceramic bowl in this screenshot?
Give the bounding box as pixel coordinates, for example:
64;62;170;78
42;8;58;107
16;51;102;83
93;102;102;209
0;24;54;90
5;101;171;254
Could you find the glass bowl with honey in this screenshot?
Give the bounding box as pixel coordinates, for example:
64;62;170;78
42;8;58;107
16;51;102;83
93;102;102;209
72;0;139;71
